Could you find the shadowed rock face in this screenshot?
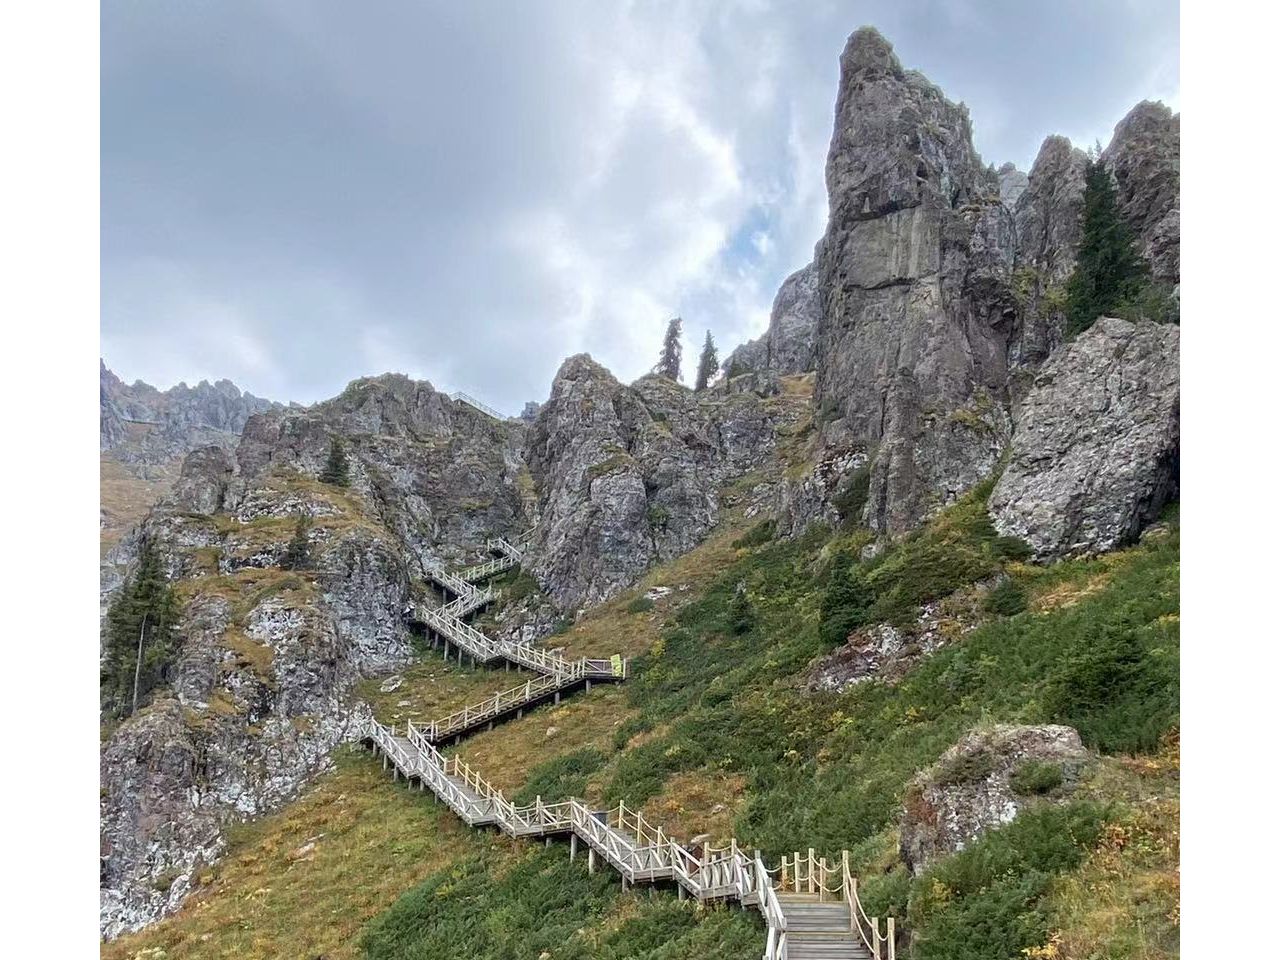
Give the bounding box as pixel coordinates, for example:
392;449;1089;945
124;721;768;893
526;355;779;610
813;27;1015;536
989;317;1179;559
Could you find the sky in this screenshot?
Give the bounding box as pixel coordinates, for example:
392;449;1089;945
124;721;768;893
101;0;1179;414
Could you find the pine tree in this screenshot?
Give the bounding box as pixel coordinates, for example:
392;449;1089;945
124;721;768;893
1064;159;1150;337
819;549;874;647
281;515;312;570
102;539;181;716
319;438;350;487
655;317;683;382
694;330;718;392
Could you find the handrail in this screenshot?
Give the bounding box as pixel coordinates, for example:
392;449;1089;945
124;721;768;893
368;538;893;959
457;554;518;582
843;853;894;960
451;391;506;421
363;714;892;959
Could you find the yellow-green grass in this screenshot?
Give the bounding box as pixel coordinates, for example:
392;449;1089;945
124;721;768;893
1031;733;1180;960
101;748;515;960
356;656;520;728
100;454;180;555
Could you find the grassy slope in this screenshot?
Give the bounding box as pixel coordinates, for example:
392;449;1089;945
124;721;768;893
104;385;1177;959
100;453;181;556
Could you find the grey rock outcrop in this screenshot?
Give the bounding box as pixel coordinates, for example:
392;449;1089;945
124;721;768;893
1014;136;1089;286
166;445;236;515
990;317;1179;559
900;724;1091;875
723;262;821;378
1004;135;1089;378
526;355;779;609
812;27;1015;535
1101;101;1180;285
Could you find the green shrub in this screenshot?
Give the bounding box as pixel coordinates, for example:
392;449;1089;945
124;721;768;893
984;579;1027;616
728;583;755;635
647;505;671;530
733;519;777;549
626;595;655;615
820;549;873;646
1009;760;1064;796
832;467;871;526
1041;619;1178;753
513;747;607;805
934;746;998;786
908;802;1108;960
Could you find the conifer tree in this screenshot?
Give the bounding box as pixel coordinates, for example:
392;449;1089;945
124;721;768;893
655;317;683;382
694;330;718;392
281;515;312;570
1064;159;1149;336
319;438;350;487
103;539;181;716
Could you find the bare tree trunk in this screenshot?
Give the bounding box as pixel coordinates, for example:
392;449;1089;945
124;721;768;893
131;612;149;715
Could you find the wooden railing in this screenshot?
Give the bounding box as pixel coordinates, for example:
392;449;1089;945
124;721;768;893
367;536;893;958
843;853;895;960
451;391;506;421
486;536;525;562
457;554;518;582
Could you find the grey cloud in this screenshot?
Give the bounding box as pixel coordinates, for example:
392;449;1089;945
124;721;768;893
103;0;1179;413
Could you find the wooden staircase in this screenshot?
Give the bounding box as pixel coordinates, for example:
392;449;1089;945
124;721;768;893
367;537;895;960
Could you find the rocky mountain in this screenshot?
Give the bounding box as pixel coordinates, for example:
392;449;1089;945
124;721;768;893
100;361;281;466
721;262;821;379
526;355;793;610
100;363;283;552
100;374;531;936
100;22;1181;952
100;360;793;935
779;27;1178;549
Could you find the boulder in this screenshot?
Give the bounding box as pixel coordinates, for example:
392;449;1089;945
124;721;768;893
900;724;1091;875
989;317;1179;559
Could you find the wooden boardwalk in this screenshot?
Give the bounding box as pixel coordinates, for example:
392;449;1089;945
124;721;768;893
367;539;895;960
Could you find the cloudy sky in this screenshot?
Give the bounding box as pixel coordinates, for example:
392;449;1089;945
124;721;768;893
101;0;1179;413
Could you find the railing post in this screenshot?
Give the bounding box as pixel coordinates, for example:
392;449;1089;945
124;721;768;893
807;847;815;894
793;851;800;892
887;917;896;960
872;917;882;960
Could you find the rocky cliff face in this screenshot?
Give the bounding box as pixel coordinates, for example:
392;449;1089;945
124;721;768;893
1102;101;1180;286
989;317;1179;559
792;27;1178;542
100;361;281;465
525;355;782;610
100;362;283;553
811;27;1015;536
100;374;529;937
723;262;821;378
